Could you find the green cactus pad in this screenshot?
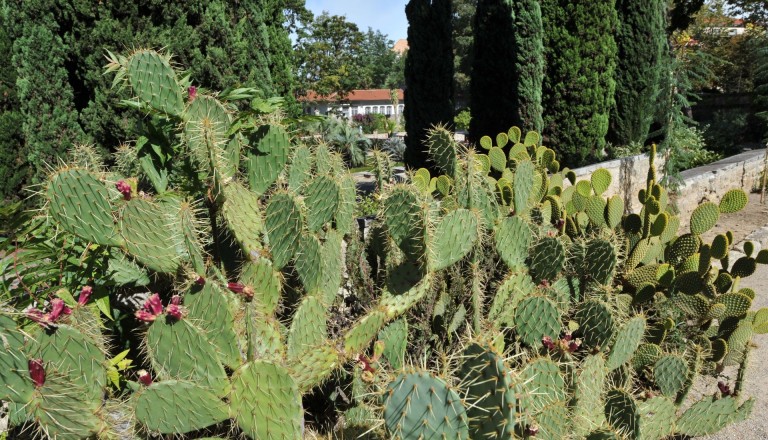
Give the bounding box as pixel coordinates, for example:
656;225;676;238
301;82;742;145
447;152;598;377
378;319;408;370
638;396;676;440
585;196;608;227
458;344;515;439
239;259;281;316
184;95;233;180
287;296;327;361
265;192;304;269
489;271;537;327
573;354;608;436
427;127;458;177
676;396;754;436
717;293;751;318
719;189;748;214
28;324;106;404
125;49;184;116
653;354;689;397
514;160;535;214
756;249;768;264
508;126;522;143
710;338;728;362
528;237;566;283
731;256;757;278
384;371;469;440
288;145;312;191
626;239;650;271
495;216;533;269
532;401;569;440
516;358;566;419
135;380;229;434
591;168;612;195
524;131;540;146
145;318;229;396
344;310;387;354
489;146;507;172
313;143;334;175
605;195;624;229
669;233;701;266
335;175;357;236
381;270;431;317
221;182;264;259
246;312;285;361
185;281;241;369
604;389;639;439
754;308;768;333
607;316;647;370
632;343;662;372
289;343;340;391
294;233;323;293
690;202;720;235
230;361;303;440
120;198;186;273
576;300;615;349
514;296;562;348
383;186;426;259
585;239;617;284
0;315;34;403
47;168;119;246
28;373;104;440
304;175;340;232
318;229;344;304
431;209;479;270
723;319;753;366
246;125;290;195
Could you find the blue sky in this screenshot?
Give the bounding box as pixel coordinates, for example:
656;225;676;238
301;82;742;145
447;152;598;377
304;0;409;41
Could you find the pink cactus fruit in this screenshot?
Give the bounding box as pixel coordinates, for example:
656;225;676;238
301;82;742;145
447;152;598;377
48;298;72;321
137;370;153;386
188;86;197;101
28;359;45;387
541;336;556;351
78;286;93;306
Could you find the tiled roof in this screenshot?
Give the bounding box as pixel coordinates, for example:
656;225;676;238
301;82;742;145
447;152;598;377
393;39;409;55
300;89;404;103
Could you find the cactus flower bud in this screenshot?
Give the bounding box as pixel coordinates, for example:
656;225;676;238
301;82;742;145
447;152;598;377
26;308;49;327
135;293;163;322
115;180;132;200
227;282;245;293
78;286;93;306
525;424;539;436
188;86;197;101
48;298;72;321
165;295;185;320
541;336;556;350
718;381;732;396
567;339;581;353
29;359;45;387
137;370;153;386
195;276;206;286
227;282;254;301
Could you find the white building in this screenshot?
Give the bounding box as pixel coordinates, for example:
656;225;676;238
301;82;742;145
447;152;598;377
301;89;405;120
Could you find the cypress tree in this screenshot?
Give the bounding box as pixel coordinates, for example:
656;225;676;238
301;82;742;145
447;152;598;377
541;0;618;167
404;0;454;170
470;0;544;141
607;0;667;151
9;1;87;186
0;20;26;201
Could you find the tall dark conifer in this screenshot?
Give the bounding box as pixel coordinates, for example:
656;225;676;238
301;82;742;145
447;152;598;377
541;0;618;167
607;0;666;151
404;0;454;170
470;0;543;141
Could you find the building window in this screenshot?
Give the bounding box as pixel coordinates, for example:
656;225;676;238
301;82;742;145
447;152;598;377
398;104;404;113
352;106;358;116
386;106;392;115
365;106;371;114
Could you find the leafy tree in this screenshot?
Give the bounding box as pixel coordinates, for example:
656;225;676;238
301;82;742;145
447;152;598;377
294;12;365;98
404;0;454;169
669;0;707;32
607;0;667;151
358;28;399;89
470;0;544;140
726;0;768;26
541;0;618;167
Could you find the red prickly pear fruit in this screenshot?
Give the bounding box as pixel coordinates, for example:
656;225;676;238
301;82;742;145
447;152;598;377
135;294;163;322
29;359;45;387
137;370;153;386
542;336;555;350
227;282;254;300
188;86;197;101
227;282;245;293
78;286;93;306
195;276;206;286
48;298;72;321
165;295;185;320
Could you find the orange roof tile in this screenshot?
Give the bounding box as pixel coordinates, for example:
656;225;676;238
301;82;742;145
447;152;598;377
299;89;403;103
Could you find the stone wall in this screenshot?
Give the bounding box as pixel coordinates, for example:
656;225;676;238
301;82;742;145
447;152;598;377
568;149;766;229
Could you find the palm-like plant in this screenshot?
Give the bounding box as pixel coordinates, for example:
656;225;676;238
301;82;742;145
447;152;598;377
327;119;371;167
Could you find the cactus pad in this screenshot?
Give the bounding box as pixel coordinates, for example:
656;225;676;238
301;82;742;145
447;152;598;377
514;296;561;348
378;319;408;370
0;315;33;403
585;239;617;284
607;316;647;370
653;354;689;397
265;192;304;269
514;160;535;214
47;168;119;246
304;175;340;232
573;354;608;436
516;358;566;419
604;389;639;439
230;361;303;440
690;202;720;235
458;344;515;439
638;396;676;440
528;237;566;283
344;310;387;354
287;296;327;361
246;125;290;195
676;396;754;436
384;186;426;259
384;371;469;440
221;182;264;260
294;233;323;293
575;300;615;349
495;216;533;269
120;198;185;273
125;49;184;116
239;259;281;316
135;380;229;434
432;209;479;270
489;271;537;327
185;282;241;369
719;189;748;214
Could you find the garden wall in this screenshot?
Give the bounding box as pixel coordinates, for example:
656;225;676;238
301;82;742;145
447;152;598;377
569;149;766;229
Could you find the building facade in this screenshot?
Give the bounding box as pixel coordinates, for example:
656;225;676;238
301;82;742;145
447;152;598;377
301;89;405;120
